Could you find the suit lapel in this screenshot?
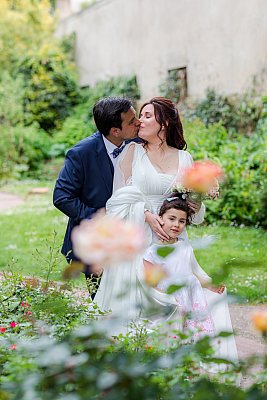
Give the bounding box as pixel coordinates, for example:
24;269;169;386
95;132;114;196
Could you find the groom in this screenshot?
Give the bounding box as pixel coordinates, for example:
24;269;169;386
53;97;141;290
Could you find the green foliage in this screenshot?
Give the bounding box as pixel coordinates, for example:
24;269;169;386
19;44;81;132
0;0;55;73
186;89;263;134
53;75;141;154
0;313;265;399
185;119;267;227
0;234;99;339
0;124;52;179
0;71;25;126
160;69;186;104
0;0;82;178
259;186;267;229
0;319;248;399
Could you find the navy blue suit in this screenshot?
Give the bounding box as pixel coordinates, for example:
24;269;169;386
53;131;114;268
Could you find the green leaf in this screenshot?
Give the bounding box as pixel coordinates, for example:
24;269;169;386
156;246;175;258
216;331;234;338
166;284;184;294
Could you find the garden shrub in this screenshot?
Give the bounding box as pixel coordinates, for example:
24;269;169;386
0;0;55;73
185;89;263;135
184;119;267;227
0;312;265;399
19;44;81;132
0;71;25;126
0;1;80;133
0;124;52;179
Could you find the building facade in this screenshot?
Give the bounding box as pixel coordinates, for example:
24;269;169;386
56;0;267;100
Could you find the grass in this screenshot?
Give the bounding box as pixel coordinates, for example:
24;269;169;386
191;226;267;304
0;180;266;303
0;180;83;285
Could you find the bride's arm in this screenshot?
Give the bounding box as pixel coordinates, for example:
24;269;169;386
112;143;136;191
113;143;169;241
183;152;205;225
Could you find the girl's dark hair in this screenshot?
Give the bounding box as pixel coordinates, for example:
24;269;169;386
139;97;187;150
159;195;193;225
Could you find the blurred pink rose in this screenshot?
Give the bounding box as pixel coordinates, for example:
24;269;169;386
182;161;224;194
71;212;145;271
143;263;167;287
251;310;267;334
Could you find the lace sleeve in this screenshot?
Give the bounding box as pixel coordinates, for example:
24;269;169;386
113;143;136;191
182;151;205;225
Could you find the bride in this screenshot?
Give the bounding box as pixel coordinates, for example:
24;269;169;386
94;97;205;322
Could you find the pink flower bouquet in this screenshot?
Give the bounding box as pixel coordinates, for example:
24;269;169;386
172;160;224;202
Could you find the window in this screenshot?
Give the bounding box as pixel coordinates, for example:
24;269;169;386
162;67;187;103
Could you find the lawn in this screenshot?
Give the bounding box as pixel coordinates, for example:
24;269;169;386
0;180;266;303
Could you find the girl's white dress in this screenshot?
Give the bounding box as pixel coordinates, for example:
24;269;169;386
94;143;238;361
143;240;238;362
144;240;215;340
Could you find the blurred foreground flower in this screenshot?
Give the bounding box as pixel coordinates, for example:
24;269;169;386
251;310;267;335
71;212;145;272
143;263;167;287
182;160;224;194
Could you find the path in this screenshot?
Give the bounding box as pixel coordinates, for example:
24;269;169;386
0;191;266;363
230;304;266;359
0;191;24;211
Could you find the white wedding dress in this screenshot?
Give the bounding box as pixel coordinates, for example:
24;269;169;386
94;143;204;324
94;142;238;362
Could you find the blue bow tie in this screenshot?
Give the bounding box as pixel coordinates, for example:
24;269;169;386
112;144;126;158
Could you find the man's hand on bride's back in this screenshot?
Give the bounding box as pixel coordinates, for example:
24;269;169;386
144;211;170;241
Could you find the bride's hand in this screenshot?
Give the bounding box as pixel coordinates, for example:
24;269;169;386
187;199;201;213
144;211;170;241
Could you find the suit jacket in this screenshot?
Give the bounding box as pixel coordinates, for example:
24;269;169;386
53;131;114;264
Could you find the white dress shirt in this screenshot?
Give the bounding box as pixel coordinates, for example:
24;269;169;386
102;135;125;167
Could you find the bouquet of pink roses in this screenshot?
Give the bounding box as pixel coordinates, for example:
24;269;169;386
172;160;224;202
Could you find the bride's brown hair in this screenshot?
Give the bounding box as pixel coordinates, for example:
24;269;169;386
139;97;187;150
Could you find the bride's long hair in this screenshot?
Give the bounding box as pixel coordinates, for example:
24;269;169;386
139;97;187;150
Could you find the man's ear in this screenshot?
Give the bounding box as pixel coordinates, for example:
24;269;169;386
110;127;120;137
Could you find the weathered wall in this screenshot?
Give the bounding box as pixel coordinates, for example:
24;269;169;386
56;0;267;100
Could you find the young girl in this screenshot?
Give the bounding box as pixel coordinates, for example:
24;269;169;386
143;196;236;357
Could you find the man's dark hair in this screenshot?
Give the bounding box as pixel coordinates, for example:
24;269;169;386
93;97;133;136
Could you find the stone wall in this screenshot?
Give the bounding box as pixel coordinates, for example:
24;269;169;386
56;0;267;100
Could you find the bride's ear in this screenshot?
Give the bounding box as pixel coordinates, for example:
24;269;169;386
161;121;168;130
